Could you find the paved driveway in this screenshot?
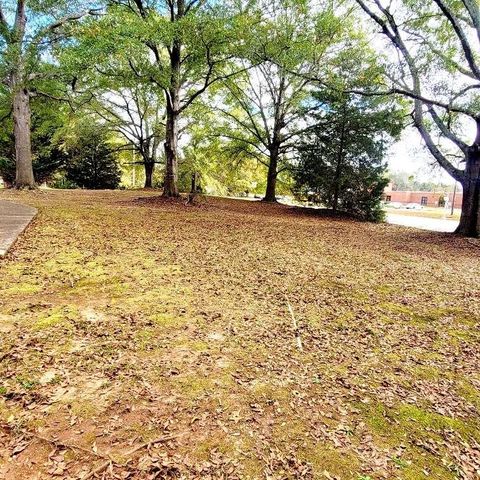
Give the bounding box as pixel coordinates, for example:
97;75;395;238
386;213;459;233
0;199;37;256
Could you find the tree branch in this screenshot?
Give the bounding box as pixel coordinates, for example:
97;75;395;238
355;0;465;183
45;9;103;33
432;0;480;79
14;0;26;39
427;106;469;152
0;2;7;29
460;0;480;44
347;86;478;118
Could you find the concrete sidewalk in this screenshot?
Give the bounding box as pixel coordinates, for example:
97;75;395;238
0;200;37;256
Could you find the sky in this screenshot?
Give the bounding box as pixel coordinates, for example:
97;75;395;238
386;115;477;185
386;127;448;182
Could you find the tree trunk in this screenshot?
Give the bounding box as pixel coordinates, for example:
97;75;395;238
162;25;182;198
456;146;480;237
332;106;347;213
163;104;179;197
13;87;35;188
191;171;197;193
144;161;154;188
332;164;341;213
263;146;279;202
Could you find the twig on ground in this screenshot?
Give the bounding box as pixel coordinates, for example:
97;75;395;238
32;433;110;459
0;351;11;363
284;294;303;352
81;434;179;480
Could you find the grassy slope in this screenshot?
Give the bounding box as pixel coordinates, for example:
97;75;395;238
0;190;479;480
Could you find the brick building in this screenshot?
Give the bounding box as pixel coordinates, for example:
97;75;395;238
383;183;463;208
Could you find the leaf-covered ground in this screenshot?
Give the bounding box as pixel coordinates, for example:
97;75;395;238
0;190;479;480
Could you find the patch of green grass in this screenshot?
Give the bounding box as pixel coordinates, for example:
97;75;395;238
33;306;77;330
363;402;479;441
375;284;396;296
396;404;479;440
379;302;414;317
134;328;154;349
457;380;480;409
358;401;477;479
272;418;308;442
331;311;356;331
414;306;475;327
174;374;214;398
149;312;185;328
249;381;291;403
16;377;37;390
70;399;102;418
392;455;409;469
301;443;361;478
193;432;237;461
1;282;42;296
409;365;442;381
448;327;479;342
362;402;391;435
378;303;476;329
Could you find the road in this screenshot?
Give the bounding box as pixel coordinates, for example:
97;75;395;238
386;213;459;233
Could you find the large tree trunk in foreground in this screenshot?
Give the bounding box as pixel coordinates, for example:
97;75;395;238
456;146;480;237
13;87;35;188
263;146;279;202
144;161;154;188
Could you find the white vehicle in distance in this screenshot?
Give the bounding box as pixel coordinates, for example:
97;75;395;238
405;203;424;210
386;202;403;209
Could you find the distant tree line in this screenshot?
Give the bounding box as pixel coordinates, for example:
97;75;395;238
387;171;456;193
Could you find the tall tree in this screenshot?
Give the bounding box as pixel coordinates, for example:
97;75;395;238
180;103;268;196
88;85;164;188
294;91;403;221
97;0;250;197
0;0;99;188
355;0;480;237
61;121;122;189
0;92;69;185
215;0;363;202
218;61;311;202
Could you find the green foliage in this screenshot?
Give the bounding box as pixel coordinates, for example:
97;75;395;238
294;91;404;221
61;122;121;190
207;0;388;200
65;1;250;102
180;106;268;196
0;1;102;187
